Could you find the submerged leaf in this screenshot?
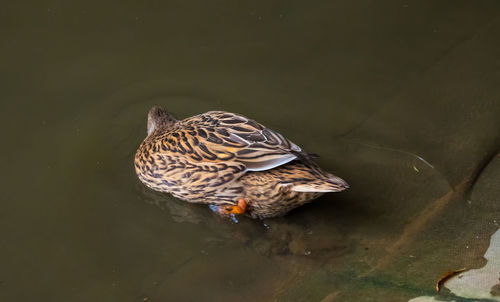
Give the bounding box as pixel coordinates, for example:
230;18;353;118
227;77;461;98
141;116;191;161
436;268;466;292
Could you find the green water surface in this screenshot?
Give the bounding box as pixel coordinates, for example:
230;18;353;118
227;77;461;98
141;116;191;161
1;1;499;301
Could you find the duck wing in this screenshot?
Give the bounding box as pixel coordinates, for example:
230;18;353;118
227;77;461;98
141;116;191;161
159;111;304;172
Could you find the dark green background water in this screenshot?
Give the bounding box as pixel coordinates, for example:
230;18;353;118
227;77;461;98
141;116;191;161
1;1;499;301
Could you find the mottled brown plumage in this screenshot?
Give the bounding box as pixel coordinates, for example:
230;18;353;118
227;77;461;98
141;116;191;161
135;106;348;219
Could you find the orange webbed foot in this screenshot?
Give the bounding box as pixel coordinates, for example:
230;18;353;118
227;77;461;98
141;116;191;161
212;198;247;215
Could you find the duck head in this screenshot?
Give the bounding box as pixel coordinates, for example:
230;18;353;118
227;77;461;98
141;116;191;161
147;106;177;136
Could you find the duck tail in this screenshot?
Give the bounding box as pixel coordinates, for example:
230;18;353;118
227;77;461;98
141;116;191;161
291;173;349;193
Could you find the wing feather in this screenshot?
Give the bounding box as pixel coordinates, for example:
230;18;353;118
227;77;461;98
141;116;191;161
155;111;304;172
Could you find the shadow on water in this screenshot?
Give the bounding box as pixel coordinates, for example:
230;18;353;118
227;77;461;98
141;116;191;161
0;1;500;302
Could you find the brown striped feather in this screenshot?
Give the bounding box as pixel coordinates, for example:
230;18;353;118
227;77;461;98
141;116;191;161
135;107;349;218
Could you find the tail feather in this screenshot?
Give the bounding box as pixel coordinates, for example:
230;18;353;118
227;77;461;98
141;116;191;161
291;175;349;193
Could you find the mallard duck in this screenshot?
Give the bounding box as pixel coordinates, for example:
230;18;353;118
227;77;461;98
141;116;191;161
135;107;348;219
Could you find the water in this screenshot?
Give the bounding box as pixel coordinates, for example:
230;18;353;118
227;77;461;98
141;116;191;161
1;1;499;301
